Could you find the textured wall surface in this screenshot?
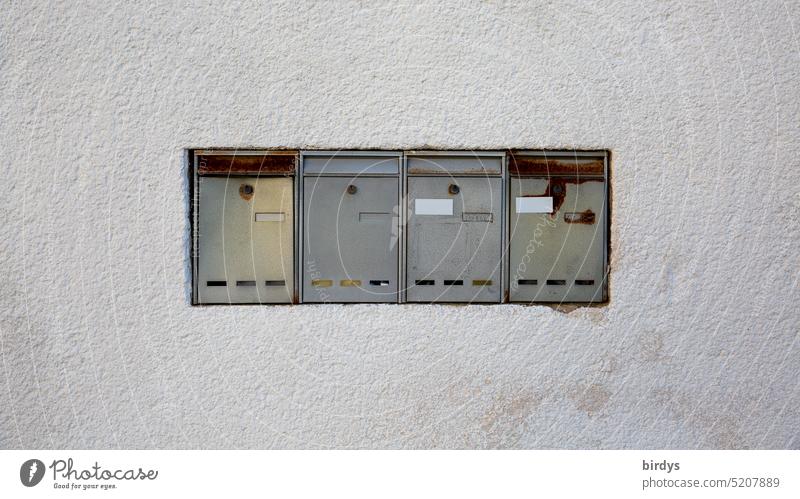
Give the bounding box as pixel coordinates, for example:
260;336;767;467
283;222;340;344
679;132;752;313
1;1;798;449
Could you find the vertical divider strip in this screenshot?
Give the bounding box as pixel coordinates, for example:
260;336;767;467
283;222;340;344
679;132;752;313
399;152;407;303
297;151;305;304
500;150;508;303
191;150;199;305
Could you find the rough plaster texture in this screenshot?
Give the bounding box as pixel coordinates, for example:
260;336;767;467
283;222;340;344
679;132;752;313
1;1;799;449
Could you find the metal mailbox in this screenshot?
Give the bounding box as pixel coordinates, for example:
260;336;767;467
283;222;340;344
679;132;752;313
507;151;608;303
301;152;400;303
194;151;297;304
405;152;504;303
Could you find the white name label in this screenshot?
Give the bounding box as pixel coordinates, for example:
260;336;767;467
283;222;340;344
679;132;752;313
254;212;285;222
415;199;453;215
516;197;553;213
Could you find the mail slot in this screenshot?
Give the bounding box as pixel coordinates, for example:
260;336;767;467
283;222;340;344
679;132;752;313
194;151;297;304
301;152;400;303
508;151;608;303
405;152;504;303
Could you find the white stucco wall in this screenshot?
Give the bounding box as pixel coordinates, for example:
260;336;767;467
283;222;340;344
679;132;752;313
2;1;798;449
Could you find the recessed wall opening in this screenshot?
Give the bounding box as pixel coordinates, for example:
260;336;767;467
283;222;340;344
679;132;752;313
190;149;610;306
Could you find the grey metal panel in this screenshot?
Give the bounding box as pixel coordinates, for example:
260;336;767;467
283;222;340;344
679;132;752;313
406;176;502;303
197;176;294;304
303;155;399;175
508;176;607;302
406;155;502;175
302;176;399;303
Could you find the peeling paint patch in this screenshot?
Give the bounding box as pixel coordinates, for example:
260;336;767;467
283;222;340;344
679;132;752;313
638;333;669;363
569;383;611;417
481;389;546;448
652;389;748;449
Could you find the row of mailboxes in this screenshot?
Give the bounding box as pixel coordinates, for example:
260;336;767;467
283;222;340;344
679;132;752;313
192;150;608;305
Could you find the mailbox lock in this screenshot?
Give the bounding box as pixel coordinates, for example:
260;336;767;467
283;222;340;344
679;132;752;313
552;185;563;194
347;184;358;195
239;183;255;200
448;184;460;195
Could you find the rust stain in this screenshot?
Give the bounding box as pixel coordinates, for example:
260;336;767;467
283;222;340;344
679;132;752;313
238;183;254;201
198;152;297;175
550;303;581;313
564;209;596;224
508;154;604;176
544;301;608;311
523;177;601;214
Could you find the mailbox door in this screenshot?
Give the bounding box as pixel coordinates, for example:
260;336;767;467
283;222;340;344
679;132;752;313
509;176;606;302
197;176;294;304
303;176;399;303
406;176;502;303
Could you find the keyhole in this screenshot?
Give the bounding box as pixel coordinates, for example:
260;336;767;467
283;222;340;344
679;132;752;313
239;184;255;200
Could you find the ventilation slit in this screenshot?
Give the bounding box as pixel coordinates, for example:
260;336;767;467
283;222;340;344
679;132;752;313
415;280;435;286
206;281;227;287
546;279;566;285
517;279;538;285
369;280;389;286
236;280;256;287
443;280;463;286
575;279;595;285
264;280;285;286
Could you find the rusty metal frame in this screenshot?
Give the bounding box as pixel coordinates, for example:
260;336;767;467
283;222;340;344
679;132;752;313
506;149;609;304
190;149;300;305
